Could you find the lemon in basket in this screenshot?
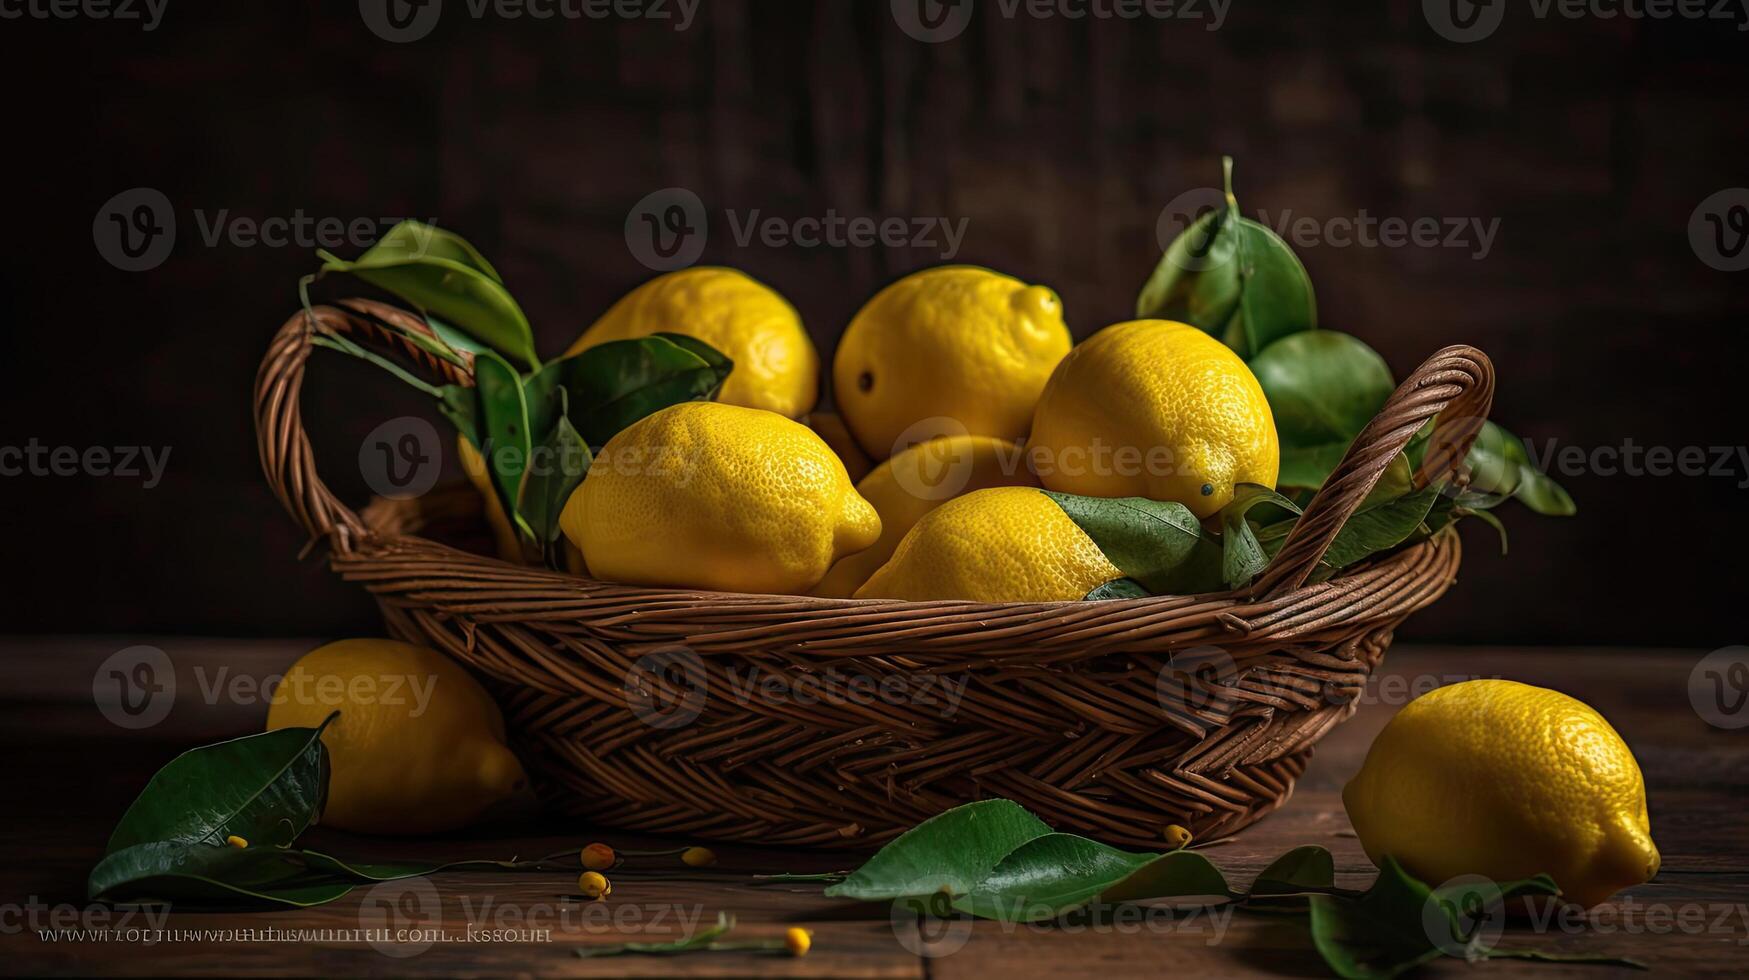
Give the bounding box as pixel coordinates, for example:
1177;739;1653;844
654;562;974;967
1028;319;1278;519
265;639;527;835
855;486;1119;603
814;434;1036;598
833;266;1070;459
566;267;819;418
1344;679;1659;909
562;402;880;594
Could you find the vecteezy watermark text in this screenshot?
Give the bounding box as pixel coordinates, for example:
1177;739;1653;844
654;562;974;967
1424;0;1749;43
0;0;167;30
890;0;1230;43
359;0;697;43
1;440;170;488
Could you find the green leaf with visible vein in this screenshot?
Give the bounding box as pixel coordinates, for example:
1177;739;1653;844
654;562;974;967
825;800;1052;901
1045;493;1224;596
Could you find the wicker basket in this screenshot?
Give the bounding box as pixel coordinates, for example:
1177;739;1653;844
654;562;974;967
255;299;1493;849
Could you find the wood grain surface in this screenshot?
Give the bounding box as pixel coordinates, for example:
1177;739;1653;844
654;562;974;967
1;639;1743;977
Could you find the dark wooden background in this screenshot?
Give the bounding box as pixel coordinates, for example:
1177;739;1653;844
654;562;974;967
2;0;1745;643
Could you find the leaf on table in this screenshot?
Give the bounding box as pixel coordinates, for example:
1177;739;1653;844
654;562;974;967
1045;493;1224;596
88;842;354;909
576;912;738;957
105;720;333;856
1250;845;1337;898
953;834;1231;922
825;799;1052;901
1137;157;1317;359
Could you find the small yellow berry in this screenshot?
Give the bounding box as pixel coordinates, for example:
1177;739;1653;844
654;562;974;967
577;871;612;900
784;926;812;957
681;846;717;868
580;842;616;871
1163;824;1193;849
225;835;248;849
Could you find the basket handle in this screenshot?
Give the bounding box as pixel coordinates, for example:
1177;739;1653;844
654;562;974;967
1252;344;1494;597
254;300;474;553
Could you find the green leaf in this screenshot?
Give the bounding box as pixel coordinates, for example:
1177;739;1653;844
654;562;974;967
472;349;534;538
1084;578;1149;600
1044;493;1224;596
526;336;731;449
518;409;593;551
825;800;1052;901
1318;486;1443;572
105;720;333;856
89;843;354;909
953;835;1230;922
1309;857;1564;979
1252;331;1396;489
1251;845;1337;898
319;224;538;371
1410;420;1576;517
1137;158;1316;358
576;912;738;957
1218;484;1302;588
653;331;735;382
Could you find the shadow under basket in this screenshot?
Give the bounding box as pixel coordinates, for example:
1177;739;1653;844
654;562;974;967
255;300;1494;850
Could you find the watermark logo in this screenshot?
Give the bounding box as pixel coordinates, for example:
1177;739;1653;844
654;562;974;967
359;0;443;42
1154;189;1502;263
889;417;978;498
93;188;175;272
625;646;709;729
93;645;175;730
626;187;709;271
1155;186;1229;271
892;0;976;42
1156;645;1237;715
359;877;443;957
1422;875;1507;957
359;417;442;500
1690;188;1749;272
1423;0;1505;42
890;893;975;958
1689;647;1749;730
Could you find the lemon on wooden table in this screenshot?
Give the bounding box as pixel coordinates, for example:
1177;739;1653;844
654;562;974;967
1343;679;1659;909
561;401;880;595
1028;318;1278;519
854;486;1119;603
814;434;1036;598
566;267;819;418
833;266;1070;459
265;639;526;835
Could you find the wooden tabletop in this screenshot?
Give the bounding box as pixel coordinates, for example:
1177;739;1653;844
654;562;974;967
2;638;1743;977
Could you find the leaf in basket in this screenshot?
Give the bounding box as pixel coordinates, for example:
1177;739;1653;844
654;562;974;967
825;799;1053;901
953;835;1231;922
472;349;534;534
1044;493;1225;596
1407;420;1576;517
318;222;538;371
1218;484;1302;588
576;912;738;957
89;842;356;908
524;335;732;449
518;406;593;550
1251;331;1396;489
1085;577;1150;600
1137;157;1317;358
105;718;334;856
1318;485;1444;573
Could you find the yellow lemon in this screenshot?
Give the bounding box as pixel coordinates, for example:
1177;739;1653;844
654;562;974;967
833;266;1070;459
566;267;819;418
803;409;873;484
854;486;1119;603
1343;679;1659;909
1028;319;1278;519
815;435;1036;598
564;402;879;594
265;639;526;835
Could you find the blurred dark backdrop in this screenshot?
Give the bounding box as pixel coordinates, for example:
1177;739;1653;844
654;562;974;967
2;0;1744;644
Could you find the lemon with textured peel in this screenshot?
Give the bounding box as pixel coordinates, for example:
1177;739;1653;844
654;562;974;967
566;267;819;418
804;409;873;484
1028;319;1278;519
265;639;526;835
854;486;1119;603
833;266;1070;459
815;435;1036;598
565;402;879;594
1344;679;1659;909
